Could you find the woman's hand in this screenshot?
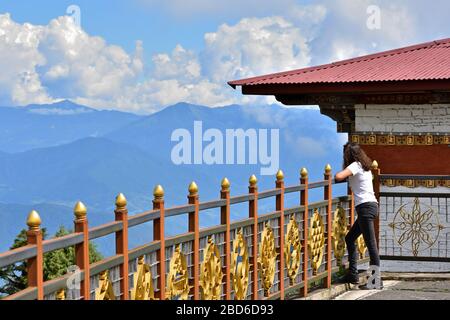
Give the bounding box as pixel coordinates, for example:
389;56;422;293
334;168;353;182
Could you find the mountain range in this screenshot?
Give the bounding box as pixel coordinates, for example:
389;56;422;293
0;101;347;253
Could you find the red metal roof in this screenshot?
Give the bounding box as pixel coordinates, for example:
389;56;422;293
228;38;450;88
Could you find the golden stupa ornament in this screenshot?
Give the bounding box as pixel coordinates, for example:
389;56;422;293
199;237;224;300
166;245;191;300
221;177;230;190
115;193;127;209
230;229;250;300
95;270;116;300
284;216;302;285
26;210;41;231
332;207;348;266
309;209;325;275
258;223;278;297
131;256;156;300
188;181;199;195
74;201;87;220
357;235;367;259
249;174;257;186
153;185;164;200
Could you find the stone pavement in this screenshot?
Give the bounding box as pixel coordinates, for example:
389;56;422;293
334;275;450;300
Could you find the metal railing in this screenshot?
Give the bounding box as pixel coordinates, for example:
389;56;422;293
378;174;450;263
0;165;371;300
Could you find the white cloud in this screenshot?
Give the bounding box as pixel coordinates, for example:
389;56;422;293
1;0;449;113
201;16;312;84
0;13;144;108
0;11;318;112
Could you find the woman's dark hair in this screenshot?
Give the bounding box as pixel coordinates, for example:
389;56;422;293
343;142;372;171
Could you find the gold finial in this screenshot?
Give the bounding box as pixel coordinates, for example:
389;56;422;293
276;169;284;181
74;201;87;220
324;164;332;174
221;178;230;191
153;185;164;200
188;181;198;195
115;193;127;208
300;167;308;179
26;210;41;231
371;160;379;169
249;174;257;186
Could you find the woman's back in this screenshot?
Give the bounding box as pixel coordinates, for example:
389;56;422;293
347;161;377;207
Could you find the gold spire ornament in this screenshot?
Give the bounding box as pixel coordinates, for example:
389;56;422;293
249;174;257;186
131;256;156;300
332;207;347;266
325;164;332;174
276;169;284;181
258;223;278;297
230;229;250;300
309;209;325;275
153;185;164;200
95;270;116;300
115;193;127;208
166;245;191;300
199;237;223;300
371;160;379;170
26;210;41;231
188;181;198;195
221;178;230;191
300;167;308;179
73;201;87;220
284;216;302;285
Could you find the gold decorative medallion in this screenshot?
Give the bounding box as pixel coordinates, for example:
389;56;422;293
95;270;116;300
332;207;348;266
258;223;278;297
131;256;156;300
357;235;367;259
55;288;66;300
308;209;325;275
389;197;444;256
166;245;191;300
200;237;224;300
230;229;250;300
284;216;301;285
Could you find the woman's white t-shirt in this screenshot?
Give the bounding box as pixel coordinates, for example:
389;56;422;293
347;161;377;207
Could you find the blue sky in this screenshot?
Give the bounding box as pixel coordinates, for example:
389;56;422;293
0;0;449;113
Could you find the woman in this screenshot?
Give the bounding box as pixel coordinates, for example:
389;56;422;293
335;142;381;289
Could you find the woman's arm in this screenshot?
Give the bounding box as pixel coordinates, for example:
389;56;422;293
334;168;353;182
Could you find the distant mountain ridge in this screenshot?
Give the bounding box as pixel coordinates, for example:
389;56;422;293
0;100;142;153
0;101;347;253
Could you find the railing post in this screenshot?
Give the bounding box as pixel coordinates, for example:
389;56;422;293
220;178;231;300
348;186;355;227
248;174;258;300
371;160;381;249
188;182;200;300
74;201;90;300
275;170;285;300
153;185;165;300
115;193;129;300
324;164;332;288
300;168;309;297
26;210;44;300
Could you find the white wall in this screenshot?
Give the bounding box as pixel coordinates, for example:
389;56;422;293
355;104;450;133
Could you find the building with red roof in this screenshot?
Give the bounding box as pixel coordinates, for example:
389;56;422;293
230;38;450;263
229;38;450;176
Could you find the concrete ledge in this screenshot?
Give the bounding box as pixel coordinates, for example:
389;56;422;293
294;273;365;300
381;272;450;281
